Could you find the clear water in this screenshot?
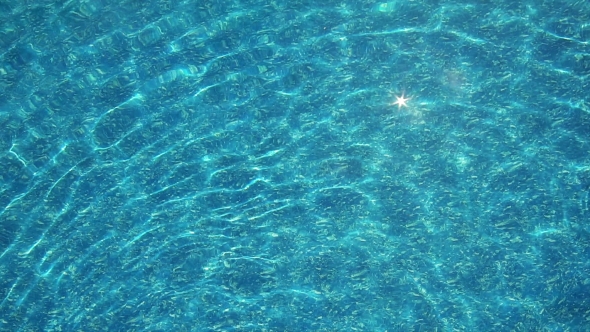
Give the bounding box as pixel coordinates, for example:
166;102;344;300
1;0;589;331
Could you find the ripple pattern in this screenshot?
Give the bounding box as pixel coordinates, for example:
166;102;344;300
1;0;590;331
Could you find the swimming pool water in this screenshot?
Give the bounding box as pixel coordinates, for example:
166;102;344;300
1;0;590;331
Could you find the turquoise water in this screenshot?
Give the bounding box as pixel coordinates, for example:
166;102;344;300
1;0;590;331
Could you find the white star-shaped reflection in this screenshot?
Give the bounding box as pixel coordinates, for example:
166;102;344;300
392;93;411;109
